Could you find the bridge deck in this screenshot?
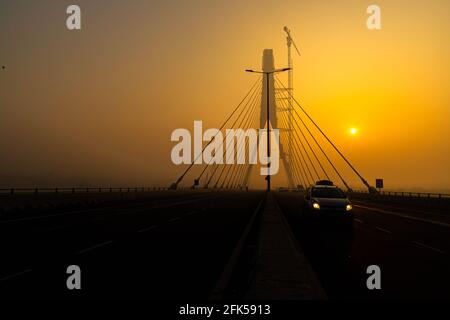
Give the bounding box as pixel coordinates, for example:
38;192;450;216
0;190;449;299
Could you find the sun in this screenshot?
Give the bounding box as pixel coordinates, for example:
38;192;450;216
349;128;358;135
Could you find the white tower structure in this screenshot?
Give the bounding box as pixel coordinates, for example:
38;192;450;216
243;49;295;188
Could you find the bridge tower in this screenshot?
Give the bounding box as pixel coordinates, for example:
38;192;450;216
243;49;296;188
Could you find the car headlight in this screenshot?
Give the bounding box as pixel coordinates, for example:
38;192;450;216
346;204;353;211
312;202;320;210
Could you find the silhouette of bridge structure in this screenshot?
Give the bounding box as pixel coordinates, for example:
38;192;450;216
169;49;376;193
1;48;449;302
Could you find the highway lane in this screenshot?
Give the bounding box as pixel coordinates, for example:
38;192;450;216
2;190;449;299
275;192;450;299
0;190;215;221
0;191;264;298
351;202;449;254
0;192;216;278
350;197;450;226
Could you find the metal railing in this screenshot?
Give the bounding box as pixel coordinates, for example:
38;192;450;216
351;190;450;199
0;187;169;195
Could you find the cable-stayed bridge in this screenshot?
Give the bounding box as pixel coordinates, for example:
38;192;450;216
169;49;375;193
0;49;449;301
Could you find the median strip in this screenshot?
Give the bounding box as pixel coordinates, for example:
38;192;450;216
210;194;265;300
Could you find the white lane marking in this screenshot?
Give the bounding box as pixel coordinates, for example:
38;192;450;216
411;241;445;255
168;217;181;222
375;226;392;234
353;201;450;218
0;211;95;224
0;194;216;224
138;225;157;233
354;218;364;223
115;196;216;216
92;216;108;222
0;269;33;281
38;225;66;233
354;205;450;229
185;210;198;216
76;240;114;255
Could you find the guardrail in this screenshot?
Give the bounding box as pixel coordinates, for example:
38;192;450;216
0;187;170;195
351;190;450;199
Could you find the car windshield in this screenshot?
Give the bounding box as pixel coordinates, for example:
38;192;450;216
311;187;346;199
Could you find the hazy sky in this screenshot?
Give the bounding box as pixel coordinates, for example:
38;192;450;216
1;0;449;191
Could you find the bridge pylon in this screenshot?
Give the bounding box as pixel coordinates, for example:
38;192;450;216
243;49;296;189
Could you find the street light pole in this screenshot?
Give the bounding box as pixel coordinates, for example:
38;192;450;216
246;67;290;192
265;72;271;192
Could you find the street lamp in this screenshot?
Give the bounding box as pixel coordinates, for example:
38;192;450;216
245;68;290;192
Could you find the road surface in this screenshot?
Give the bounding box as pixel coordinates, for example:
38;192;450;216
275;192;450;299
0;190;449;299
0;191;262;298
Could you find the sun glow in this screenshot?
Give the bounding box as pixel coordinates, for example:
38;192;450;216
350;128;358;135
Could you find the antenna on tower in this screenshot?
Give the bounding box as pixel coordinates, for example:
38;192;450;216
284;26;301;56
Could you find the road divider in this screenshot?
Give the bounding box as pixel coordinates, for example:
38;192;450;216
210;194;266;300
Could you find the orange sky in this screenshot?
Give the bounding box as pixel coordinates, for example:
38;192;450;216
0;0;449;191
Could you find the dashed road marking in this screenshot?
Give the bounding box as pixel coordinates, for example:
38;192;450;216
411;241;445;255
38;225;66;233
76;240;114;255
0;269;33;281
0;194;216;224
354;218;364;223
92;216;109;222
168;217;181;222
375;226;392;234
116;196;215;215
138;225;157;233
354;205;450;229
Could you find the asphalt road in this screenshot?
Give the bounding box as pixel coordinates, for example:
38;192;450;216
1;190;449;299
275;192;450;299
0;191;263;298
